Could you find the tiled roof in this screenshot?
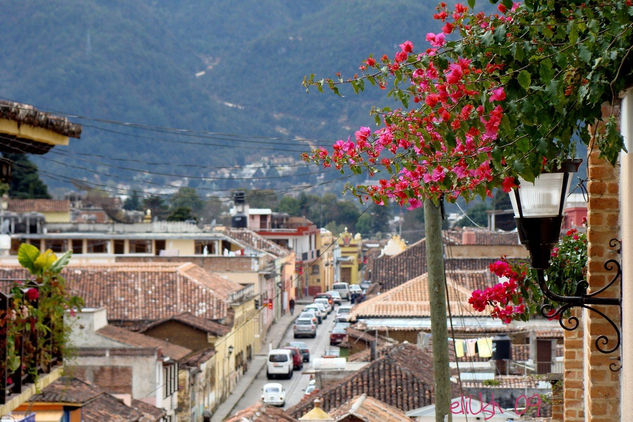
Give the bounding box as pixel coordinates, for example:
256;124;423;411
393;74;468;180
225;400;297;421
222;227;290;256
0;263;242;321
329;394;411;422
131;399;166;422
348;272;491;320
29;376;101;403
180;347;216;367
287;343;446;418
96;324;192;361
0;100;82;138
444;228;520;246
141;311;230;336
81;392;143;421
7;199;70;213
461;375;545;389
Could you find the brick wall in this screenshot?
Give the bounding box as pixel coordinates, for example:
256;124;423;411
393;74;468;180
585;134;621;421
561;118;622;421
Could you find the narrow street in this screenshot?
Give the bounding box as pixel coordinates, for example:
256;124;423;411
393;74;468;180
230;305;339;414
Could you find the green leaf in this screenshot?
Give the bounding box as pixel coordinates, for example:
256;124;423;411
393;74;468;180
502;0;513;8
50;250;72;274
494;24;507;43
579;45;592;63
18;243;40;274
517;70;531;91
468;0;475;7
539;58;554;83
33;249;57;274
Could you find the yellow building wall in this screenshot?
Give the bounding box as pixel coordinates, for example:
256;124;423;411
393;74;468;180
166;239;195;255
212;297;260;410
338;231;362;285
43;211;71;223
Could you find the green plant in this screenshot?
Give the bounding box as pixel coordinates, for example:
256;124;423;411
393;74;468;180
1;244;83;382
469;228;587;322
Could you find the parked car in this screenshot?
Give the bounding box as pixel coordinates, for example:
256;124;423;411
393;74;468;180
314;297;332;314
293;317;317;338
299;310;320;325
315;292;334;306
287;341;310;362
329;322;350;345
262;382;286;407
304;379;318;396
326;290;342;305
267;349;293;379
283;346;304;370
332;282;350;300
336;304;352;321
305;303;327;321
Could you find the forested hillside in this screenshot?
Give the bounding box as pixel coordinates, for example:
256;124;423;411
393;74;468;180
0;1;450;193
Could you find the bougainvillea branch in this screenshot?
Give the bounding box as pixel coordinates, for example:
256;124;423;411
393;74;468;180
469;228;587;323
303;1;632;208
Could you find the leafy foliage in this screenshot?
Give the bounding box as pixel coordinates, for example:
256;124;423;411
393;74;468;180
2;244;83;376
4;154;51;199
304;1;631;208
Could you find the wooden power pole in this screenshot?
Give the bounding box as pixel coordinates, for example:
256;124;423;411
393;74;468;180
424;198;451;422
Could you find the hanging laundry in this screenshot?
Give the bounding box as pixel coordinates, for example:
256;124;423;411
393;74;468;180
455;339;465;358
466;339;477;357
477;337;493;358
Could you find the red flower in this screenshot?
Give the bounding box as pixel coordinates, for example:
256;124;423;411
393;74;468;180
497;4;507;13
501;176;517;193
26;287;39;301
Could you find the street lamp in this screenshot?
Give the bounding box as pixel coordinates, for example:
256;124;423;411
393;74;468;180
509;159;622;361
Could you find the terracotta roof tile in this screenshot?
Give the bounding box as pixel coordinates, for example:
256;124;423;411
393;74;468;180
96;324;192;361
348;272;492;320
8;199;70;213
141;311;230;336
0;263;241;322
222;227;290;256
329;394;411;422
287;343;449;418
81;392;143;421
131;399;166;422
29;376;102;404
226;401;297;421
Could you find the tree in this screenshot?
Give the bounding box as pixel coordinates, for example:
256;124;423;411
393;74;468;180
277;195;301;216
4;153;51;199
245;189;279;209
123;189;142;211
301;3;631;420
200;195;226;224
170;187;204;215
143;195;169;221
167;206;197;222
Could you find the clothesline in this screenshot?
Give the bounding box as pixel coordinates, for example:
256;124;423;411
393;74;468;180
450;337;493;359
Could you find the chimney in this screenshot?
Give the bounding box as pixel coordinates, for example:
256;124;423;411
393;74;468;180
370;338;377;361
462;229;476;245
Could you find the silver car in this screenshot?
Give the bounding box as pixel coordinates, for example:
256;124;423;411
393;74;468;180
293;317;317;338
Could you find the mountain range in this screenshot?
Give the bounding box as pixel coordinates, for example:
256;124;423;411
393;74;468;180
1;1;471;197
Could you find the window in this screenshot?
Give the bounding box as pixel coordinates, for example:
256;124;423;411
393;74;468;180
71;239;83;254
195;241;214;255
163;363;178;398
114;239;125;254
86;240;108;253
155;240;166;256
129;240;151;254
45;239;68;253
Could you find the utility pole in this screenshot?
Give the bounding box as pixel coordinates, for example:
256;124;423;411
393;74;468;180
424;198;451;422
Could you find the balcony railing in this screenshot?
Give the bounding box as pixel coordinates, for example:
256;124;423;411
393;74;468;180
0;284;61;405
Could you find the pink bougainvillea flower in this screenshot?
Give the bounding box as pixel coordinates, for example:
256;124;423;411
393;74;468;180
489;86;506;102
425;32;446;47
399;40;414;53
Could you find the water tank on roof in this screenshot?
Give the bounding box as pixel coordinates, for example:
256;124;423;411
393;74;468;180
231;215;247;228
492;334;512;360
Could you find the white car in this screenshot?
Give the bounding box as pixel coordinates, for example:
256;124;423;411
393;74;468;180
305;304;327;320
266;349;293;379
314;297;332;314
261;382;286;406
326;290;342;305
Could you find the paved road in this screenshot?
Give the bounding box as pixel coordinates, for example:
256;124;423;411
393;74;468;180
231;305;340;412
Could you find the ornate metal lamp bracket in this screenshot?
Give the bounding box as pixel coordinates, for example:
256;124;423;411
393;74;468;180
538;238;622;371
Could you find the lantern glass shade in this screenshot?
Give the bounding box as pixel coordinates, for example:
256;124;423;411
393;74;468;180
510;173;571;218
